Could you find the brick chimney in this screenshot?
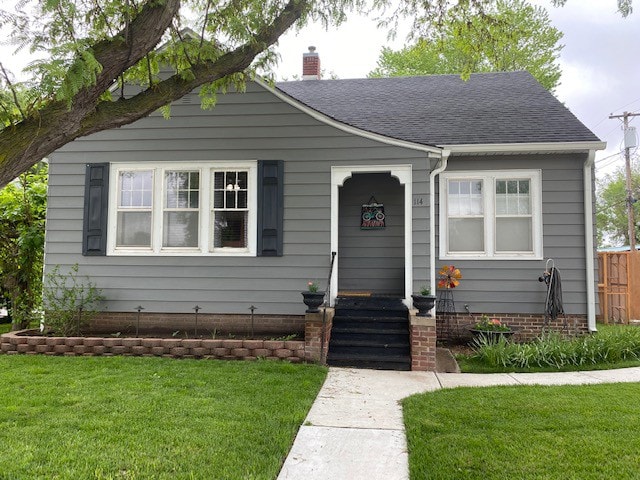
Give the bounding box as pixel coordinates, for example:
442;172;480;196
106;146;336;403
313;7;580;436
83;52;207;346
302;46;321;80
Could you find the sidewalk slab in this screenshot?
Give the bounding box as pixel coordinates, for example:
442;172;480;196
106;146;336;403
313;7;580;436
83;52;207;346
316;368;441;402
581;366;640;383
277;425;408;480
305;368;440;429
509;371;604;385
436;372;520;388
306;395;405;429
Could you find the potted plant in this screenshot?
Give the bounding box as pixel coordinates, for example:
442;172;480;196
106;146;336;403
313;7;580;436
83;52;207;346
411;286;436;317
470;316;514;343
301;281;325;313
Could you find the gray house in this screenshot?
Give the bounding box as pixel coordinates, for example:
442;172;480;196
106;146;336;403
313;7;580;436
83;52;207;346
44;50;604;364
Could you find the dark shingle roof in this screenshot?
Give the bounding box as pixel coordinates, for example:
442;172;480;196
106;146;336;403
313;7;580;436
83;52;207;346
276;72;600;146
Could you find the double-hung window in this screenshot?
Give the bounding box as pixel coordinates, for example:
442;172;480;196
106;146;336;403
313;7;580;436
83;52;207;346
163;171;200;248
109;162;257;255
212;170;249;249
116;170;153;248
440;170;542;259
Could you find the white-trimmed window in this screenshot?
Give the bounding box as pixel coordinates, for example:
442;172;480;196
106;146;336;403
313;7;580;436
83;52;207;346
164;170;200;248
108;162;257;255
440;170;542;259
212;170;249;249
116;169;153;248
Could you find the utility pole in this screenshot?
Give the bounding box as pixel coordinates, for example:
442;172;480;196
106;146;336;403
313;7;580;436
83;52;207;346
609;111;639;251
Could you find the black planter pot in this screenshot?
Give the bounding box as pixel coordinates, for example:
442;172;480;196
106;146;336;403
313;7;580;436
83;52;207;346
301;291;325;313
411;294;436;317
470;329;514;344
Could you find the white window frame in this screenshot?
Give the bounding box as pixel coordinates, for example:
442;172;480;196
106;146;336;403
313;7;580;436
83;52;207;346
439;169;543;260
107;161;257;256
113;168;155;250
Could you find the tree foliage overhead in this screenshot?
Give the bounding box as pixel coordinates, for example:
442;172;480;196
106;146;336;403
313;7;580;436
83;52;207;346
596;161;640;248
370;0;563;91
0;0;634;188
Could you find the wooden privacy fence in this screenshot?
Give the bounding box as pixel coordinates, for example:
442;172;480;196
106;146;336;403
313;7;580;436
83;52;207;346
597;251;640;323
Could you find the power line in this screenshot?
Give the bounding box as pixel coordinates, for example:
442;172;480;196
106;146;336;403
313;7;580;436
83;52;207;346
609;111;640;249
595;150;624;163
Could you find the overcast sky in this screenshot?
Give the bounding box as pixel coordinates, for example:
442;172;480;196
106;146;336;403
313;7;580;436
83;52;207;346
274;0;640;177
1;1;638;178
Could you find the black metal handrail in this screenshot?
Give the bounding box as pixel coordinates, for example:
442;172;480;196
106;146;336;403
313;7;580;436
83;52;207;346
321;251;337;363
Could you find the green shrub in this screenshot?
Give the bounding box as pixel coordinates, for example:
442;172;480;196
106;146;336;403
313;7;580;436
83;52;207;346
471;326;640;369
43;264;104;335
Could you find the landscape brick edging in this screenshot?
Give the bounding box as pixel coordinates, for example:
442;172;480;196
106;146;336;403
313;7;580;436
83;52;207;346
0;330;306;363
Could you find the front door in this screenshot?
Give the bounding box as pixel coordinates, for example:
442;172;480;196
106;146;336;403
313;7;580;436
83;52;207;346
337;172;405;296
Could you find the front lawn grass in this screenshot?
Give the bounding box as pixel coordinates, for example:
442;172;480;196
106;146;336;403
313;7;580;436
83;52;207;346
0;356;326;479
404;383;640;479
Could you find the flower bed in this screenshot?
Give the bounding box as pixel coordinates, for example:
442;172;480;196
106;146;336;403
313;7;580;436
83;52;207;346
0;330;306;362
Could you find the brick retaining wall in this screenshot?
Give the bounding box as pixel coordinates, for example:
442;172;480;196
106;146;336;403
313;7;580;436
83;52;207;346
437;313;588;343
86;312;305;337
0;330;306;362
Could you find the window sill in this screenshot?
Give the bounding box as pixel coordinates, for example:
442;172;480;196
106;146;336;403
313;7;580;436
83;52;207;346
440;253;543;261
108;249;255;257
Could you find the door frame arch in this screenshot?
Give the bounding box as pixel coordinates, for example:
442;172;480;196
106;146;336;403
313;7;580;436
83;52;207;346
330;164;413;306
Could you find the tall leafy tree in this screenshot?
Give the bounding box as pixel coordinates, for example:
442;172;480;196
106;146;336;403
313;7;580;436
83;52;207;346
0;0;634;188
370;0;563;91
0;162;48;329
596;163;640;248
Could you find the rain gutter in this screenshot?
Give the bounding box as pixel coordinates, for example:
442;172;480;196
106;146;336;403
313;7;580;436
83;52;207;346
429;149;450;313
584;150;597;332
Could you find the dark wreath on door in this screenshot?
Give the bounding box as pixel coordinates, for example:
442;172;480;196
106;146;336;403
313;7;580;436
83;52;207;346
361;196;385;230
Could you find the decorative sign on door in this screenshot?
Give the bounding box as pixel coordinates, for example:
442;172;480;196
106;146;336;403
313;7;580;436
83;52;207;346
361;196;385;229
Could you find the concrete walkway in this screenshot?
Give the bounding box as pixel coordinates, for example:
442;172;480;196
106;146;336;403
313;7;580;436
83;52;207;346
277;366;640;480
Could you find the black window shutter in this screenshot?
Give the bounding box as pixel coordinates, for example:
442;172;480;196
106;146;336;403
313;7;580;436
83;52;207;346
257;160;284;257
82;163;109;256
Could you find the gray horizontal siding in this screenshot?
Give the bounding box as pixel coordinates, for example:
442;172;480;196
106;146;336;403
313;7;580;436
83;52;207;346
435;154;591;315
46;82;429;315
46;82;592;317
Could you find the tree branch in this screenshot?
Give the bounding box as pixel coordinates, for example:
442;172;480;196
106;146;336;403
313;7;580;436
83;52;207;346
0;0;309;187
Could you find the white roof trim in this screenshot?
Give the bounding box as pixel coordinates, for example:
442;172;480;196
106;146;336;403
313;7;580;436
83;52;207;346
442;141;607;154
258;78;606;156
256;78;443;156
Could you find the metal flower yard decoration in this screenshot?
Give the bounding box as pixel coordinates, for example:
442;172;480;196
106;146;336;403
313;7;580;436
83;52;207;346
438;265;462;289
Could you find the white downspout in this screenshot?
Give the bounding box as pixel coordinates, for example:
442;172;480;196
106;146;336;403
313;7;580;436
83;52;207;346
429;150;450;312
584;150;597;332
